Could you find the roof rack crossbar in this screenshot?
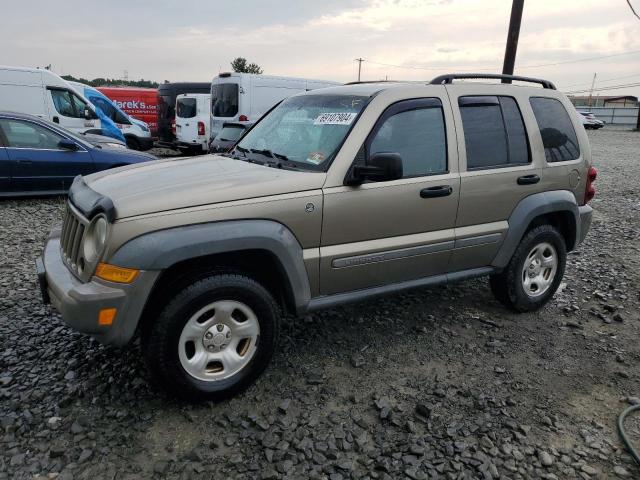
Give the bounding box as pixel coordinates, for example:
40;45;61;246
429;73;556;90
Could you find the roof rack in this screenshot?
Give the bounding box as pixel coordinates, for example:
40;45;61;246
429;73;556;90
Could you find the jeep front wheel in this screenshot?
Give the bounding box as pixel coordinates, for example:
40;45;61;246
142;273;280;402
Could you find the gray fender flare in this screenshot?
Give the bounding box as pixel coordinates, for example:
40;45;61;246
109;220;311;312
492;190;580;269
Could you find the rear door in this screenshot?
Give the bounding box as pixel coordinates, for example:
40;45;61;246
447;87;544;271
0;118;94;193
175;96;198;143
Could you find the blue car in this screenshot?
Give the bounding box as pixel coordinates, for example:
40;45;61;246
0;111;156;196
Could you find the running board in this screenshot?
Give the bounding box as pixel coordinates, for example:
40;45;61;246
305;267;496;313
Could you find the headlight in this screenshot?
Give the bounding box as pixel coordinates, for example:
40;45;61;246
83;215;108;264
140;124;150;132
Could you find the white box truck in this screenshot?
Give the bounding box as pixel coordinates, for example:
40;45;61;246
0;66;101;134
209;72;339;139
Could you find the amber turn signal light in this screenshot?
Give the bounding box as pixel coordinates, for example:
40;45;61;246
95;263;139;284
98;308;117;326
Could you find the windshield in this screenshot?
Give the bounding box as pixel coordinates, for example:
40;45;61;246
211;83;239;117
235;94;368;168
216;125;246;142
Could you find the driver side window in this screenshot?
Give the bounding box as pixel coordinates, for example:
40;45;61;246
50;89;90;119
368;99;447;178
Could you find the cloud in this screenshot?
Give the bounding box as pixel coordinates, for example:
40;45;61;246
0;0;638;94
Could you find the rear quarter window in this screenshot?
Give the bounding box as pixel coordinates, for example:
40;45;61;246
529;97;580;162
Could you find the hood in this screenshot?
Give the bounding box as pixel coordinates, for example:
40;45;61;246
85;155;327;219
81;133;126;148
131;117;150;131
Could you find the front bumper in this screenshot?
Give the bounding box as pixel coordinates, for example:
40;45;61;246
577;204;593;245
175;141;207;153
37;226;159;346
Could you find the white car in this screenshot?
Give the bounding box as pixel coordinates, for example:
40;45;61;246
577;111;604;130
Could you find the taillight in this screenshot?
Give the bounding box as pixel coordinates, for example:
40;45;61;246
197;121;205;136
584;166;597;204
171;121;176;134
238;114;248;122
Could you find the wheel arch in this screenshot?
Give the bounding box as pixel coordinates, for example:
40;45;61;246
492;190;580;269
109;219;311;317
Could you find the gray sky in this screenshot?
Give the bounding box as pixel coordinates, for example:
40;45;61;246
2;0;639;96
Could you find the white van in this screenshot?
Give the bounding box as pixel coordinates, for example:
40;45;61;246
209;72;339;139
68;81;154;150
0;66;101;134
175;93;211;154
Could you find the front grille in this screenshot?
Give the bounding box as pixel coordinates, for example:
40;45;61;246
60;203;87;277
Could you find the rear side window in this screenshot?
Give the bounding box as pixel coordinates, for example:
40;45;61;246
368;98;447;177
529;97;580;162
177;98;197;118
459;96;530;169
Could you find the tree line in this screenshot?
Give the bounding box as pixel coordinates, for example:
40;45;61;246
60;57;263;88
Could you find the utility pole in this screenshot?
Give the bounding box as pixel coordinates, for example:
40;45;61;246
587;73;597;107
355;58;364;82
501;0;525;83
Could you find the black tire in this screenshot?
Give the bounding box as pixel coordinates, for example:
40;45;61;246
125;137;140;150
490;224;566;312
142;273;280;402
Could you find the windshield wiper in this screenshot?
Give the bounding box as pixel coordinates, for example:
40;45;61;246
250;148;274;158
231;145;266;165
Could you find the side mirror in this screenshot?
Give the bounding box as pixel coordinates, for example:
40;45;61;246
84;108;96;120
58;139;79;151
347;152;403;185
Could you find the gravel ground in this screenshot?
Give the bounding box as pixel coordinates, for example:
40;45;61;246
1;128;639;480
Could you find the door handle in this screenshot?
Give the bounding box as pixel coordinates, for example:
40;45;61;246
420;185;453;198
53;116;60;124
17;159;33;164
517;174;540;185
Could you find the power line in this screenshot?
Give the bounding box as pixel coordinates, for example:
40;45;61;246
363;49;640;73
565;82;640;95
517;49;640;69
560;72;640;88
364;59;491;71
627;0;640;20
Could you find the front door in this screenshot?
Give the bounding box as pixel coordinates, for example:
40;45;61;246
45;87;99;134
320;97;460;295
0;118;94;193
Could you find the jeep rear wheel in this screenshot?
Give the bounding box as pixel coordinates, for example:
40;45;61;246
490;224;566;312
142;273;280;402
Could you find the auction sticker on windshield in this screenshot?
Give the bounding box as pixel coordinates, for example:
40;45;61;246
314;112;357;125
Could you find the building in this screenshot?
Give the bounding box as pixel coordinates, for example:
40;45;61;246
568;95;638;108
